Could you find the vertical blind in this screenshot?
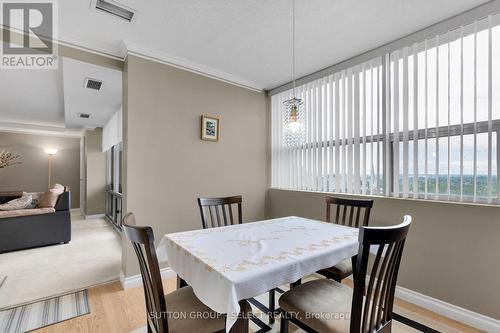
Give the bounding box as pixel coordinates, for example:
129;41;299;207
272;13;500;204
102;107;123;152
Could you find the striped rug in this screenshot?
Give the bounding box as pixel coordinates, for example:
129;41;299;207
0;290;90;333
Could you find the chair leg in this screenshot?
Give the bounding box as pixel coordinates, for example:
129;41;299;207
280;315;289;333
176;275;187;289
269;289;275;324
229;300;252;333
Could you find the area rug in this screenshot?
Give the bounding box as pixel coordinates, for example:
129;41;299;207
0;290;90;333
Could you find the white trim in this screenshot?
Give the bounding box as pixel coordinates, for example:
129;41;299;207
0;121;84;138
57;32;125;60
395;285;500;332
121;40;265;93
120;267;176;290
346;274;500;332
119;265;500;330
0;25;124;61
2;26;265;92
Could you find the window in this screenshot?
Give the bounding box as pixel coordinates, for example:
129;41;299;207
271;14;500;204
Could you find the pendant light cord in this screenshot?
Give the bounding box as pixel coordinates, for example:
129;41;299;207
292;0;296;98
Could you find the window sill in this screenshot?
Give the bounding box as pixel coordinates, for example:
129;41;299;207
269;187;500;209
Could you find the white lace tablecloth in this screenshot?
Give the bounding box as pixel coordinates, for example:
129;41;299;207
156;216;359;332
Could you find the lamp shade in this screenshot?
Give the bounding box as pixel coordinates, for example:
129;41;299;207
44;148;58;155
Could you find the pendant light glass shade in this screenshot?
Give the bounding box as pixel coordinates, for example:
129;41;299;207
283;97;304;146
283;0;304;146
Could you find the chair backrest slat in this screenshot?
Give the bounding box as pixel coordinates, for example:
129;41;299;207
350;215;412;333
122;213;168;333
371;243;395;330
221;205;228;226
228;204;235;225
198;196;242;229
326;196;374;228
208;206;215;228
215;205;222;226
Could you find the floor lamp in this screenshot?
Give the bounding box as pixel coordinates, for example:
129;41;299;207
44;148;58;188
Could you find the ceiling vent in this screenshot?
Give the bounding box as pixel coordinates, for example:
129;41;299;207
92;0;136;22
78;113;91;119
84;78;103;91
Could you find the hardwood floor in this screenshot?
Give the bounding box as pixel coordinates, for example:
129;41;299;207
33;278;483;333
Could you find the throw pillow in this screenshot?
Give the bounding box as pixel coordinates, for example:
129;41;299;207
38;186;64;208
0;194;33;211
53;183;65;192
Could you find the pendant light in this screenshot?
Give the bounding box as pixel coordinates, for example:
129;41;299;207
283;0;304;146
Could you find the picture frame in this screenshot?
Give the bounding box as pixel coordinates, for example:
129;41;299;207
200;115;220;142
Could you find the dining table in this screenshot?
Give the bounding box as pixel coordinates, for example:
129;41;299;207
156;216;360;332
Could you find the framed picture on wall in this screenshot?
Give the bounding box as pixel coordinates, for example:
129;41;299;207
200;115;220;142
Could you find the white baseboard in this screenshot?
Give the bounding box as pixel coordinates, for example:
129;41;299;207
120;267;177;290
395;285;500;332
119;269;500;331
346;275;500;331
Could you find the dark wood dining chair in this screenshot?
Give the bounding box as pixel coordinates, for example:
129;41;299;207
317;196;374;282
122;212;251;333
279;215;412;333
197;196;277;323
197;196;243;229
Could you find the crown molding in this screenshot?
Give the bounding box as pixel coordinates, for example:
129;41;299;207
2;25;263;92
0;121;84;138
1;25;124;62
121;40;265;93
57;32;125;61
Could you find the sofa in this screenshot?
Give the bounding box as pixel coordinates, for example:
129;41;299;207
0;188;71;253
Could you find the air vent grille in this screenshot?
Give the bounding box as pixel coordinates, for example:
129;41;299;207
84;78;103;91
78;113;91;119
95;0;135;22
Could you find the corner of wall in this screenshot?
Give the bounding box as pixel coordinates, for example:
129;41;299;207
264;91;272;219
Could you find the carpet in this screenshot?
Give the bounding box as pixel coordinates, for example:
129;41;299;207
0;214;121;309
0;290;90;333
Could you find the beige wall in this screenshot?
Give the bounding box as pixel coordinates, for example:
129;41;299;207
84;128;106;215
122;55;268;276
0;132;80;208
267;188;500;320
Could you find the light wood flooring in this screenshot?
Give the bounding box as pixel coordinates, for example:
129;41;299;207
32;278;484;333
